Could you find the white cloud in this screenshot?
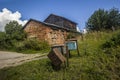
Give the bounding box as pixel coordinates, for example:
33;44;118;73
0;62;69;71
0;8;27;31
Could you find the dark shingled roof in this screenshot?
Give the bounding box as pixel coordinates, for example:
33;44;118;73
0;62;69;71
44;14;77;25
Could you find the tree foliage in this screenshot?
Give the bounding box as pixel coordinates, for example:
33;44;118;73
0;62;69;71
86;8;120;31
0;32;7;49
5;21;26;41
0;21;26;49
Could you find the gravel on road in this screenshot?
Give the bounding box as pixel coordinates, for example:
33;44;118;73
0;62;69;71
0;51;47;69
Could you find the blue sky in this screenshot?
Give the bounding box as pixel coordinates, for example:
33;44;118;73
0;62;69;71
0;0;120;30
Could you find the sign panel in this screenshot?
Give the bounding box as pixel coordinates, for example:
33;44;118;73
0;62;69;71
66;41;77;50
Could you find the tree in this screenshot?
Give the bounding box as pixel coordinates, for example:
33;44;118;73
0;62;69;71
0;32;6;41
0;32;7;49
86;8;120;31
5;21;26;41
108;8;120;30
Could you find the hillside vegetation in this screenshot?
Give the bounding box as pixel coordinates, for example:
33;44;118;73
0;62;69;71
0;30;120;80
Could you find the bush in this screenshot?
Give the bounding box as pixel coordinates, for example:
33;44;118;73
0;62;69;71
0;32;7;49
102;33;120;48
0;21;27;50
15;39;50;53
0;30;50;53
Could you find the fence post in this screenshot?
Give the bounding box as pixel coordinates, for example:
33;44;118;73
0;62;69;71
66;46;69;67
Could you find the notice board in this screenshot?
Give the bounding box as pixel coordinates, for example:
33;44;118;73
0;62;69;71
66;41;77;50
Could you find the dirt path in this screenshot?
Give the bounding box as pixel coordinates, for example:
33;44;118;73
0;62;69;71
0;51;47;69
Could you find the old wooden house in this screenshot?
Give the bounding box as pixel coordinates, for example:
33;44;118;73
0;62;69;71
23;14;79;46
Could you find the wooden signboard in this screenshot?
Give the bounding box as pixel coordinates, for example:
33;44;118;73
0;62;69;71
66;39;80;56
47;48;66;66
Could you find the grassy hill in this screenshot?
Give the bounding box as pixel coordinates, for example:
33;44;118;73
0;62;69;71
0;30;120;80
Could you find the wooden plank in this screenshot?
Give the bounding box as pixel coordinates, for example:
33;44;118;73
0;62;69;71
47;48;66;66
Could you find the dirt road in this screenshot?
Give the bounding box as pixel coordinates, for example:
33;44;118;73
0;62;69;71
0;51;47;69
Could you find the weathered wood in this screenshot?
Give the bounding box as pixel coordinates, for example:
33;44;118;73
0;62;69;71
51;45;64;54
66;46;69;67
44;14;77;31
47;48;66;66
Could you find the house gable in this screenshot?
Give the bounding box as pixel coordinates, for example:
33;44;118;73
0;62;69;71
44;14;77;31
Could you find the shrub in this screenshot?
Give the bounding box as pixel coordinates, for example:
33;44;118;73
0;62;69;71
0;32;7;49
102;33;120;48
15;39;50;53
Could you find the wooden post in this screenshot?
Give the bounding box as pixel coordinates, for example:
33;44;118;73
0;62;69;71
66;46;69;67
68;50;71;57
76;40;80;56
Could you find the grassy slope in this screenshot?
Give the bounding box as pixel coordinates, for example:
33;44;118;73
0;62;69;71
0;30;120;80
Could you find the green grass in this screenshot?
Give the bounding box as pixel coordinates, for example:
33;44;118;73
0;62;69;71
0;57;105;80
0;30;120;80
1;53;118;80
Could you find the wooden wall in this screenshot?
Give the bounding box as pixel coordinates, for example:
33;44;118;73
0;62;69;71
44;15;77;31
